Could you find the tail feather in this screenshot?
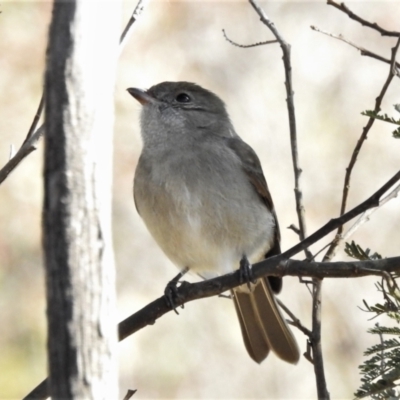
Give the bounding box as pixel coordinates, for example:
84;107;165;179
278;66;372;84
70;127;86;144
232;289;270;363
233;279;299;364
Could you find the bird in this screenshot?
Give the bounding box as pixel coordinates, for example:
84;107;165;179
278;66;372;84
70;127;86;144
127;81;299;364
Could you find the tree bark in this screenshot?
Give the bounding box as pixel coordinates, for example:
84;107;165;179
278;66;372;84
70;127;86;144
43;1;120;398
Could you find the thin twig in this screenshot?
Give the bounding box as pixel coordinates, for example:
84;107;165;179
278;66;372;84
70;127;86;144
24;94;44;143
0;93;44;186
324;35;400;262
313;182;400;262
248;0;311;261
122;389;137;400
222;29;277;48
119;0;148;48
22;378;48;400
248;2;324;396
311;26;400;70
327;0;400;38
276;298;312;337
1;0;148;189
342;183;400;241
0;125;44;185
287;224;300;235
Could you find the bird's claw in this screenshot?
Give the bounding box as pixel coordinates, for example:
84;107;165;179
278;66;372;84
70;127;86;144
164;267;189;314
239;256;256;290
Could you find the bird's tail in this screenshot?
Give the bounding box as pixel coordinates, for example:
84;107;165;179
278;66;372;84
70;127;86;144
232;278;299;364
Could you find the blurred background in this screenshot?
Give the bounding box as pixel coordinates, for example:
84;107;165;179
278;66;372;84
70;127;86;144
0;0;399;399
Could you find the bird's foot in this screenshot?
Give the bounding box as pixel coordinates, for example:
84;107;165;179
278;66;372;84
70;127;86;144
239;255;256;290
164;267;189;314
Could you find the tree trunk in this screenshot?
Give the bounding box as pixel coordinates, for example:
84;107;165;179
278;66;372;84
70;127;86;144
43;1;120;398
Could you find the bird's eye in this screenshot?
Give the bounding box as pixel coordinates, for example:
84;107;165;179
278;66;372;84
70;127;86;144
175;93;191;103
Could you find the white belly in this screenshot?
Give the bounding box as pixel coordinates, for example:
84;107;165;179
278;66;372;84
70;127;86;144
135;177;275;276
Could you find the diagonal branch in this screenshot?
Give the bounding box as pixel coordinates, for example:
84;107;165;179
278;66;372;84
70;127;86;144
341;183;400;243
0;124;44;185
324;35;400;261
327;0;400;37
119;0;148;49
311;26;400;69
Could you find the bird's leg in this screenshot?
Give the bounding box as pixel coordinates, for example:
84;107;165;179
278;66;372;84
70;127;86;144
164;266;189;314
239;255;256;290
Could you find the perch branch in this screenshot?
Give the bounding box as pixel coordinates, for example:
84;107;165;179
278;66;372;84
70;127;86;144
25;167;400;400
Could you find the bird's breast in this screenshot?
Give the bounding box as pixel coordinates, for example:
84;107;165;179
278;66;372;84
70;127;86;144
134;146;275;275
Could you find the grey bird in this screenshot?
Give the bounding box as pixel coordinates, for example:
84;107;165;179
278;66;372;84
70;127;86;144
128;81;299;364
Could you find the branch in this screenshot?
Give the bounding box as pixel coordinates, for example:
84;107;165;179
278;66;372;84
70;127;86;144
327;0;400;37
119;0;148;49
0;124;44;185
118;256;400;341
342;183;400;242
0;93;44;186
311;279;329;399
222;29;278;48
311;26;400;70
24;164;400;399
276;298;312;337
1;0;149;188
24;94;44;143
248;0;311;260
324;35;400;261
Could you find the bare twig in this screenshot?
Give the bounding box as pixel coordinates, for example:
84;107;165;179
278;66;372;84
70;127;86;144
327;0;400;38
288;224;301;235
285;169;400;260
24;94;44;143
324;36;400;261
0;124;44;185
0;90;44;187
1;0;148;189
311;26;400;70
119;0;148;48
122;389;137;400
248;0;311;261
222;29;277;48
276;298;312;337
23;378;48;400
311;279;330;399
342;183;400;241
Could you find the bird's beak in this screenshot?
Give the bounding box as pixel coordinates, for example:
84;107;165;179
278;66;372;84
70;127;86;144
127;87;156;105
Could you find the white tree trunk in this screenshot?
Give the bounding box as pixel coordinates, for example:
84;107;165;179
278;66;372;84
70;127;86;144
43;1;120;398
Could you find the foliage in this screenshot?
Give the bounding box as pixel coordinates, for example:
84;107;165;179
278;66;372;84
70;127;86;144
361;106;400;139
345;241;400;399
345;241;382;261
